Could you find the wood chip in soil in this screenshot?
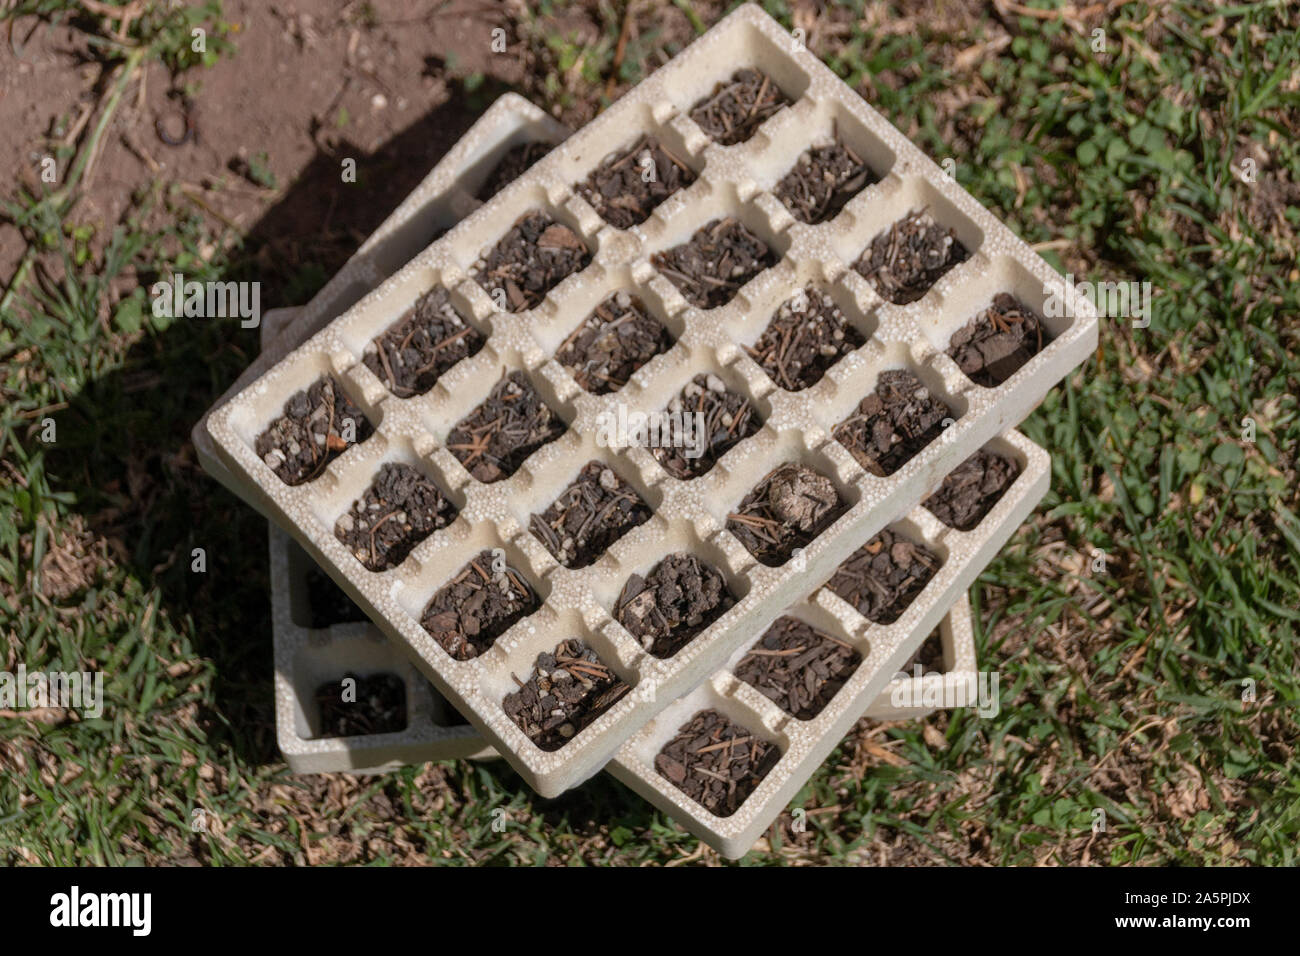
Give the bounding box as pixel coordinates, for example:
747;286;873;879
305;564;368;628
363;285;484;397
774;136;876;224
947;293;1050;387
555;291;673;395
576;134;696;229
854;209;969;304
421;549;539;661
474;211;590;312
530;461;652;569
734;616;862;720
477;141;553;201
503;638;630;751
615;552;734;659
654;708;781;817
335;462;456;572
689;68;791;145
651;217;777;310
446;371;566;483
746;286;865;391
825;527;941;625
651;372;760;479
923;448;1021;531
255;376;373;485
314;672;406;738
832;368;950;476
726;462;844;567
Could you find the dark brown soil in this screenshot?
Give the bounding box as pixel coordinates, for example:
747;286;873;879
335;463;456;571
255;377;374;485
576;135;696;229
651;218;778;310
854;209;969;304
530;462;652;568
478;141;554;201
555;292;673;394
825;527;941;625
923;448;1021;531
832;369;950;476
901;631;945;676
734;616;862;719
614;552;734;658
651;373;760;480
774;138;876;224
474;211;591;312
654;708;781;817
746;287;865;391
315;672;407;739
305;565;369;628
947;293;1050;387
689;68;791;146
421;549;539;661
446;371;566;483
503;638;630;751
727;462;845;567
362;286;484;397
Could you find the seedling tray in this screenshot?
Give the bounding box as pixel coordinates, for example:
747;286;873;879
200;4;1094;796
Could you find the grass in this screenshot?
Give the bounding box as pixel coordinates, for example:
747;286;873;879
1;0;1297;865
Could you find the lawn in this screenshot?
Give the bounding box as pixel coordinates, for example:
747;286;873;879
0;0;1297;865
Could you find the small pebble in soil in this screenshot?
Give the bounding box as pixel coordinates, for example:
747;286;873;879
727;462;844;566
530;462;652;568
421;549;539;661
363;285;484;397
335;463;456;571
734;616;862;719
825;527;941;625
652;217;778;310
689;68;791;146
654;708;781;817
555;293;674;394
615;552;734;658
477;141;554;201
446;371;566;483
474;211;591;311
503;638;630;751
774;136;876;224
576;135;696;229
746;286;865;391
947;293;1050;387
651;373;760;479
314;672;406;738
255;377;373;485
922;448;1021;531
854;209;969;304
832;368;951;476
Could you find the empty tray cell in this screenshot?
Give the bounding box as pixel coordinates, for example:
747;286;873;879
689;68;791;146
255;376;374;485
825;526;941;625
302;564;367;628
478;141;554;201
734;616;862;720
923;447;1021;531
854;208;969;305
651;373;761;480
421;549;540;661
901;628;945;677
556;291;674;395
363;285;484;398
652;217;779;310
727;461;846;567
335;462;457;572
473;211;591;312
654;708;781;817
504;638;631;751
833;368;951;476
313;671;407;739
946;293;1051;388
575;134;697;229
446;370;566;483
614;552;735;659
530;461;653;569
774;133;877;225
746;286;866;391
